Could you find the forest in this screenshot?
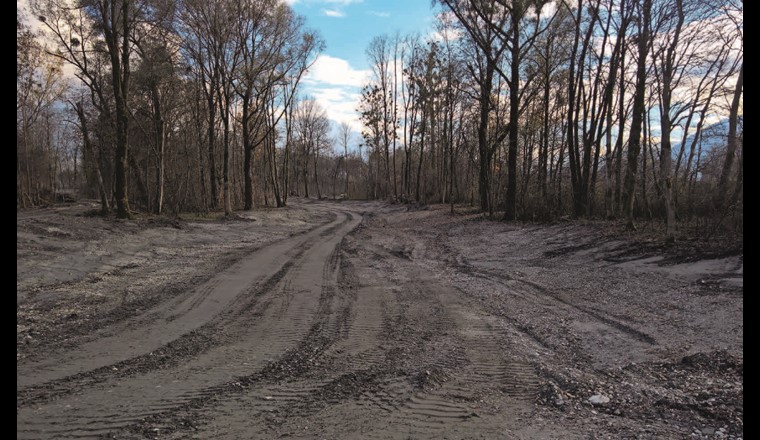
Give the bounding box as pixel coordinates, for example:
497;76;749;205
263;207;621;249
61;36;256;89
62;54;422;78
18;0;742;238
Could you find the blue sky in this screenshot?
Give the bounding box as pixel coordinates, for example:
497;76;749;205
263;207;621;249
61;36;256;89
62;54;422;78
287;0;439;135
289;0;436;69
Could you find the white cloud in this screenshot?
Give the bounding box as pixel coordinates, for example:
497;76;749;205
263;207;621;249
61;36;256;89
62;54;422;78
302;55;371;133
304;54;371;88
310;87;364;133
368;11;390;18
539;1;557;19
430;11;462;42
322;8;345;17
429;29;461;43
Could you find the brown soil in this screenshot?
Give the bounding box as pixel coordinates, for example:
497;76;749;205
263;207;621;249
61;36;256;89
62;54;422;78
17;199;742;439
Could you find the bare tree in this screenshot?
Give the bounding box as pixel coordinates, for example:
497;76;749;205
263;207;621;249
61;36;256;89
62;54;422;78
293;98;330;199
339;122;353;196
233;0;322;209
622;0;653;230
18;10;67;208
715;61;742;211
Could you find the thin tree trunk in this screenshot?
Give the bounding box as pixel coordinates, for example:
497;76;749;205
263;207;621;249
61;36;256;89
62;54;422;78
504;24;519;221
716;62;743;210
242;93;254;210
221;93;231;216
314;147;321;199
416;110;427;203
207;93;218;209
622;0;651;230
74;102;110;213
477;59;494;213
604;102;614;219
614;49;625;216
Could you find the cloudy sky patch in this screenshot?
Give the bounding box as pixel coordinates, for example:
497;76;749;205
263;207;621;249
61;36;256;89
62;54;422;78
322;9;345;17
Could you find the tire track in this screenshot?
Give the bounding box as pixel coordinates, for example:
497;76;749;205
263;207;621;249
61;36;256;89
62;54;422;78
184;206;543;439
311;229;541;438
16;225;324;410
434;237;658;347
180;221;402;438
17;211;348;392
17;209;362;439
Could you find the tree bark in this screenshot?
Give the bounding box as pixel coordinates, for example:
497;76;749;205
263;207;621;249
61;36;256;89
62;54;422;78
504;21;519;221
622;0;652;230
74;102;110;213
477;58;494;214
715;62;743;211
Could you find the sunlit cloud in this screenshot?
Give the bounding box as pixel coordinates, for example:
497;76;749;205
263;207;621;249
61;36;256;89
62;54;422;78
302;55;371;132
322;9;345;17
539;1;557;19
310;87;364;133
304;54;371;88
428;28;462;42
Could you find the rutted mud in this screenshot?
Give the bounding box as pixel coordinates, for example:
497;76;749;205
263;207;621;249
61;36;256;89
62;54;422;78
17;200;742;439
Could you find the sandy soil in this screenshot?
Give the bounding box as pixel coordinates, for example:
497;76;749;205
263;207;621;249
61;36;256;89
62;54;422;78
17;199;742;439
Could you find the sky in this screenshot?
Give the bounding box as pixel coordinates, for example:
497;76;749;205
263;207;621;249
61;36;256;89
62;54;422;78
286;0;439;136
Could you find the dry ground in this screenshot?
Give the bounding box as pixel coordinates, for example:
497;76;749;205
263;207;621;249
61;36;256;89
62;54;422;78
17;199;742;439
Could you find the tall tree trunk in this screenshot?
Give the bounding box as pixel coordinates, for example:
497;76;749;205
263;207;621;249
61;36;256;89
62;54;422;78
604;102;614;219
565;0;584;217
392;49;399;199
641;106;651;220
622;0;651;230
206;93;218;209
242;94;254;210
284;102;294;205
504;24;519;221
268;131;283;207
106;0;132;219
416;109;427;203
74;102;110;213
540;62;550;201
657;0;684;241
221;93;231;216
303;150;309;198
715;62;743;211
150;84;165;215
155;127;165;215
314;146;322;199
477;58;494;213
268;96;283;207
223;141;230;214
660;111;676;240
344;141;349;196
614;44;626;216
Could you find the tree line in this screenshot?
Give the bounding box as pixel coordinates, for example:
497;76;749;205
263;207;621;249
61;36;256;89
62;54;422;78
18;0;742;238
357;0;742;236
18;0;332;217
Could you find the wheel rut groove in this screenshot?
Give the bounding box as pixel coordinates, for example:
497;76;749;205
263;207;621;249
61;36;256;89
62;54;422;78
17;208;362;439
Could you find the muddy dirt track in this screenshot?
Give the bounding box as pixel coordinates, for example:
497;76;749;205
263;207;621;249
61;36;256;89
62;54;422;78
17;199;742;439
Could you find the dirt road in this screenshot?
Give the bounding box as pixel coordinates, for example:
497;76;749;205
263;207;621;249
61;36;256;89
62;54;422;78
17;200;742;439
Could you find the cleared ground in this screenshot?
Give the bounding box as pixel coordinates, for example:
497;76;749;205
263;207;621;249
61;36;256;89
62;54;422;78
17;199;742;439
